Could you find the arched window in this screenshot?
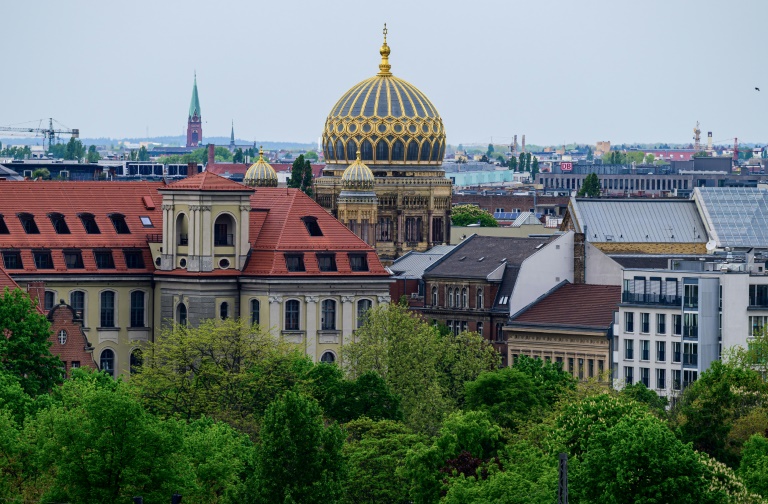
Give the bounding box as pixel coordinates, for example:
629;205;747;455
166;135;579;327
285;300;300;331
448;288;454;308
213;214;236;247
431;286;438;306
176;213;189;247
335;139;344;161
100;291;115;328
431;140;440;162
420;141;430;161
407;141;419;161
477;322;484;336
70;290;85;320
321;299;336;330
392;139;405;161
346;140;357;162
462;288;468;308
375;140;389;162
251;299;260;326
476;287;484;309
130;349;143;374
360;139;373;161
176;303;187;326
100;349;115;378
496;323;505;342
320;351;336;363
44;290;56;311
357;299;372;328
220;301;229;320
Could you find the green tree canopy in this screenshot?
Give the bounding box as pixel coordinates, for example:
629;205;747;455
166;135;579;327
255;390;345;503
0;288;63;396
288;154;313;196
86;144;100;163
577;172;601;197
450;204;498;227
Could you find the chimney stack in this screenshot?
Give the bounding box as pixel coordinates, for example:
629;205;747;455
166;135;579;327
207;143;215;166
187;162;198;177
27;281;46;312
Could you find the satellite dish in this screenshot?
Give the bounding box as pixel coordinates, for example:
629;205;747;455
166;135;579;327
706;240;717;251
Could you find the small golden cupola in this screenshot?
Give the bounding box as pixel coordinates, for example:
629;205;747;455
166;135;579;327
244;147;278;187
341;150;375;191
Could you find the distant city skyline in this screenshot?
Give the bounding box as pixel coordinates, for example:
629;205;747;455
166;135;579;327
4;0;768;146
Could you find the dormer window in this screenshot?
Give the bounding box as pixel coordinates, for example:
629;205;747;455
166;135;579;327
285;253;306;272
64;250;84;269
33;250;53;269
2;251;22;269
124;250;145;269
18;213;39;234
79;213;100;234
0;215;9;234
302;216;323;237
49;213;70;234
109;213;131;234
349;253;369;272
317;253;337;272
94;250;115;269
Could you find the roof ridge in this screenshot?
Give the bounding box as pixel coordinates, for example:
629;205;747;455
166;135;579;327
510;279;570;320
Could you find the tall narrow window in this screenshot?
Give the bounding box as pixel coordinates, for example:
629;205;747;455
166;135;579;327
448;288;454;308
476;287;484;308
625;339;634;360
357;299;372;328
44;291;56;311
251;299;260;326
130;349;143;374
177;303;187;326
70;291;85;320
377;217;392;241
657;369;666;390
461;288;468;308
657;341;666;362
321;299;336;330
100;349;115;378
624;312;634;333
220;302;229;320
431;286;438;306
130;291;145;328
100;291;115;328
285;300;300;331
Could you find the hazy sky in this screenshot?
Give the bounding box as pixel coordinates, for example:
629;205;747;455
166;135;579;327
4;0;768;146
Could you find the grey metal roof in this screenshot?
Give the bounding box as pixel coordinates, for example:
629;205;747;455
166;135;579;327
388;247;455;279
694;187;768;248
571;198;707;244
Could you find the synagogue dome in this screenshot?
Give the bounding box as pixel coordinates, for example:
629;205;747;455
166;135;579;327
243;147;278;187
322;26;446;166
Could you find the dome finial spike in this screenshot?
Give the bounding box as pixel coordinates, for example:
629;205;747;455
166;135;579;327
259;146;264;160
378;23;392;76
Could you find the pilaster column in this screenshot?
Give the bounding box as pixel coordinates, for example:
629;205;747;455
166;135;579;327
239;203;251;270
305;296;318;361
268;295;283;338
341;295;354;347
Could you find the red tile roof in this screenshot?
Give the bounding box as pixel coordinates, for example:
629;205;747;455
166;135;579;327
512;283;620;329
242;188;387;276
0;265;19;292
164;171;254;192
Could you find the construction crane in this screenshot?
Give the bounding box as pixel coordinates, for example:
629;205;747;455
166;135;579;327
693;121;701;152
0;118;79;151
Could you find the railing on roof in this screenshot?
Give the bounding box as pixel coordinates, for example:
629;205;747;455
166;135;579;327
146;233;162;243
621;291;681;306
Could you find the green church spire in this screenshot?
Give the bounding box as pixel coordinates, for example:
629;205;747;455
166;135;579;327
189;72;201;119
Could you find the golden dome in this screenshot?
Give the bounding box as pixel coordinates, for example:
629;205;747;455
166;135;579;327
322;25;446;166
341;150;375;190
244;147;278;187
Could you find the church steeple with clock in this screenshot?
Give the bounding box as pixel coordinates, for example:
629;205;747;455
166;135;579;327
186;72;202;148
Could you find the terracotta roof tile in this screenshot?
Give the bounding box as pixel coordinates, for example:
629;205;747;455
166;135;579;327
0;265;19;291
512;283;620;329
163;171;254;192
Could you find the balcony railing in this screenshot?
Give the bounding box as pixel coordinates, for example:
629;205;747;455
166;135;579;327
621;292;682;306
683;326;698;339
683;354;698;366
146;233;162;243
214;234;234;246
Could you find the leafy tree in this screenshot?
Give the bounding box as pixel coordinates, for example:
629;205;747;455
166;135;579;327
342;418;427;503
450;204;498;227
739;434;768;497
464;367;545;432
644;153;656;164
0;288;63;396
480;154;489;163
670;360;768;467
518;152;525;171
31;168;50;180
255;391;345;503
137;146;150;162
457;144;464;153
577;173;601;197
511;355;576;406
232;147;244;163
63;137;85;161
288;154;313;196
342;303;450;434
525;152;532;172
508;156;517;171
304;150;318;161
437;330;500;409
47;142;67;159
586;146;594;161
619;382;668;417
626;151;645;165
496;155;505;164
132;318;295;434
694;150;710;158
486;143;494;157
86;145;100;163
33;369;185;503
530;157;539;179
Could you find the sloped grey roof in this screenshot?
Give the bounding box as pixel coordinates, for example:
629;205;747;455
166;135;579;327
570;198;707;243
694;187;768;248
424;235;550;279
388;247;455;279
